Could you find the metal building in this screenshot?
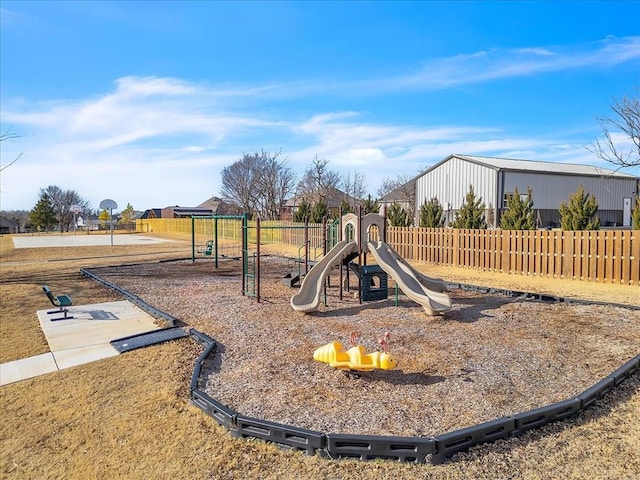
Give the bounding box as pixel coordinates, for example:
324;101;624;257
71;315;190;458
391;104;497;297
413;154;639;228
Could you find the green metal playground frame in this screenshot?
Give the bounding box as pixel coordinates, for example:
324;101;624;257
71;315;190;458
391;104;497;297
190;214;334;304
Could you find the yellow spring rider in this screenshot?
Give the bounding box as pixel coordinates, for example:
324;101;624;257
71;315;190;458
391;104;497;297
313;332;396;372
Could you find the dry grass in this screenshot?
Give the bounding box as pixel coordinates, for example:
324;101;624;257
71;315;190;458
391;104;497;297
1;233;639;480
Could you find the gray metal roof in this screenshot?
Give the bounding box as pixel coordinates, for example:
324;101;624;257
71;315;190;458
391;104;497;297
454;154;637;178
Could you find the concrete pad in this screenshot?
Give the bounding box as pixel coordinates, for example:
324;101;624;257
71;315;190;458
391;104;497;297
1;300;162;386
12;234;174;249
0;353;58;386
38;300;161;352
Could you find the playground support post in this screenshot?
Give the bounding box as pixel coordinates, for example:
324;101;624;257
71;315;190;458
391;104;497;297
381;204;387;244
339;207;343;301
256;216;261;303
322;216;328;305
323;217;329;288
214;216;219;269
304;218;309;275
357;205;363;305
191;217;195;261
242;213;248;297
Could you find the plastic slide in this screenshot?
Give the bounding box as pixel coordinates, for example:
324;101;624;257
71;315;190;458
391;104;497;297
290;240;359;313
367;241;452;315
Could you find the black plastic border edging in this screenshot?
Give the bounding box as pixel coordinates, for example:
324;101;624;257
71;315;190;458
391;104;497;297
432;416;515;463
447;282;640;311
81;266;640;464
189;335;638;464
325;433;435;462
80;267;178;326
232;415;325;456
512;398;582;433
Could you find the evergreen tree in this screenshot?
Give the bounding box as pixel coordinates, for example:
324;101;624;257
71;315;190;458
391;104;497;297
387;202;411;227
98;209;111;229
310;200;328;223
29;193;57;231
486;202;496;228
419;197;444;228
452;185;486;229
500;187;535;230
293;198;311;223
361;195;380;215
559;185;601;230
632;197;640;230
339;199;353;216
120;203;135;224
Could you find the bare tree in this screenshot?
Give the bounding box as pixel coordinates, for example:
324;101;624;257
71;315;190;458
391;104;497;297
376;174;416;213
220;154;260;214
588;88;640;169
220;150;295;219
39;185;90;231
341;171;367;208
377;174;411;198
297;156;340;204
0;126;23;172
256;154;296;220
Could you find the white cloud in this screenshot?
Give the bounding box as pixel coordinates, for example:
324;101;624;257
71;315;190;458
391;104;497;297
357;36;640;93
3;35;640;211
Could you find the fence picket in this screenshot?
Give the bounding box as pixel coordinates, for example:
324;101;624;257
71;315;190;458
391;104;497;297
136;219;638;285
621;231;631;284
631;231;640;284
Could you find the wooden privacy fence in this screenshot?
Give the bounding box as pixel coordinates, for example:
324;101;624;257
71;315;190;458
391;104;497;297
386;227;640;285
136;219;639;285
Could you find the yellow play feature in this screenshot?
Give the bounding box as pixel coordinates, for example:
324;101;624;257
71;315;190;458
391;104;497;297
313;332;396;372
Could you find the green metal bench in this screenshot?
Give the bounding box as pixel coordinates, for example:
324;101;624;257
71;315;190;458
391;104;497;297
42;285;74;321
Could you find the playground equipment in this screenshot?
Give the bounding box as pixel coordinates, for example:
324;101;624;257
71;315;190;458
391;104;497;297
190;213;259;301
197;240;214;256
313;332;396;371
282;223;326;288
191;214;329;303
347;263;388;301
191;214;245;266
290;239;359;312
290;211;452;315
368;240;451;315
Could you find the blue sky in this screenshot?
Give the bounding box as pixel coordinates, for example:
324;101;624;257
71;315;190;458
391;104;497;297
1;1;639;212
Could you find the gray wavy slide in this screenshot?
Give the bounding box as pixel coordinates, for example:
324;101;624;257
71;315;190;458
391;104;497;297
367;241;452;315
290;240;359;313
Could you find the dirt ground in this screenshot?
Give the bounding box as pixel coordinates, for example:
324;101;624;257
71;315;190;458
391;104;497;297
1;233;639;480
88;258;639;439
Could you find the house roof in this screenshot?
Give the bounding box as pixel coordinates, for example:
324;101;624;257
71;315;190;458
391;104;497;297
447;154;637;178
197;196;222;210
196;196;240;215
0;217;18;228
380;179;416;202
171;207;214;216
140;208;162;219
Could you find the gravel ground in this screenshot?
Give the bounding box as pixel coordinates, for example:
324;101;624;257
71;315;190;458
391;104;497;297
91;257;640;438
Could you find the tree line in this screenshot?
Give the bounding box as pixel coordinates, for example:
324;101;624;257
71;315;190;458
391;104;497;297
8;186;136;232
3;88;638;231
220;152;377;222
